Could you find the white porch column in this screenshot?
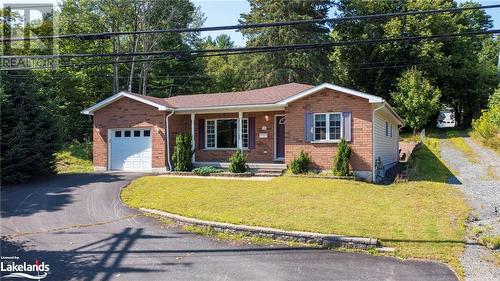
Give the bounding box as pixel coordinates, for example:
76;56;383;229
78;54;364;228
237;111;243;150
191;113;195;163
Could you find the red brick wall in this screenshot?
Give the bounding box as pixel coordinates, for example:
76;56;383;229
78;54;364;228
284;89;373;171
92;97;166;169
193;112;284;162
167;114;190;162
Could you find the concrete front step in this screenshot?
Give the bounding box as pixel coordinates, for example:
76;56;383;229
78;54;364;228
253;172;283;177
251;168;285;177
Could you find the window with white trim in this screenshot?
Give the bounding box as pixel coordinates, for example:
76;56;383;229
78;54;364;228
314;113;342;141
390;124;393;138
206;120;216;148
385;121;389;137
206;118;248;149
242;119;248;148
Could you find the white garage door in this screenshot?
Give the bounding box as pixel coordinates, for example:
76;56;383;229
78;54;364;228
110;128;152;172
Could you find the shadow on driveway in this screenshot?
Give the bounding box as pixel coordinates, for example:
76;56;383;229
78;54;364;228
1;173;127;218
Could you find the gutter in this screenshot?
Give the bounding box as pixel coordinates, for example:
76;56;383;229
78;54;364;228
372;103;386;182
165;110;175;171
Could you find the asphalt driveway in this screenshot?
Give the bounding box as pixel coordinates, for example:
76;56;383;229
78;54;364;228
1;173;457;281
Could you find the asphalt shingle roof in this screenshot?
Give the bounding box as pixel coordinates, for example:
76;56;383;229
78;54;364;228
129;83;314;109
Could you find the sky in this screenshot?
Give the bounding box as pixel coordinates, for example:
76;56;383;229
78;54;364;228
193;0;500;46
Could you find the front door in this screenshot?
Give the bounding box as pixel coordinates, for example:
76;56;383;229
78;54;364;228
275;116;285;160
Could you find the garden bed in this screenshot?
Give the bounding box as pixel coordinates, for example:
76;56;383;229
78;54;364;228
164;171;253;177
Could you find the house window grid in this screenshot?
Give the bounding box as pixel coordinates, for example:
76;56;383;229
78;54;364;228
205;118;249;149
113;129;151;138
313;112;343;141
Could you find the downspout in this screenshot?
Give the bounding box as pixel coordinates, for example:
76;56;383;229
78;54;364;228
372;102;386;182
165;110;175;171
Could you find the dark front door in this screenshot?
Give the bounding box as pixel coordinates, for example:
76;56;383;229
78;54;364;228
276;116;285;159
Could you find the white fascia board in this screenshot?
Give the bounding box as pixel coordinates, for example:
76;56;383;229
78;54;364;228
382;102;404;126
372;102;404;126
174;103;285;114
81;91;169;115
277;83;384;105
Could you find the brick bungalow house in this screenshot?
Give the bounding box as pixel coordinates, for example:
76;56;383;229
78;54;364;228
82;82;403;182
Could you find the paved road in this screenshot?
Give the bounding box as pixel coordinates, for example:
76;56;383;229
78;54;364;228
1;173;457;281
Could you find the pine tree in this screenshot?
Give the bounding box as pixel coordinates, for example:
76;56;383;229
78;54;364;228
1;72;62;184
239;0;332;88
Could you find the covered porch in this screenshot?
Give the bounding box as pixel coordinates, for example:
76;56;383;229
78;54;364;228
175;109;287;169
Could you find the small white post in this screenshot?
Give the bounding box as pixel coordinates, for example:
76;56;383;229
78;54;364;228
237;112;243;149
191;113;195;163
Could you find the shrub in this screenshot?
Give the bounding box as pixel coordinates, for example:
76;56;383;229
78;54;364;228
229;150;247;173
333;139;351;176
472;88;500;151
172;133;193;171
289;150;311;174
192;166;223;176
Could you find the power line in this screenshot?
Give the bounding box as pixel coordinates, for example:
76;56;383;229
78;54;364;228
2;29;498;66
2;4;499;42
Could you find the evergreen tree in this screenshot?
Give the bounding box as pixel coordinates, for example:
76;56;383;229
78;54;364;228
240;0;332;88
1;72;62;184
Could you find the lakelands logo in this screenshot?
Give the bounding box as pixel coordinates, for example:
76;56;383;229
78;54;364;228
1;256;50;280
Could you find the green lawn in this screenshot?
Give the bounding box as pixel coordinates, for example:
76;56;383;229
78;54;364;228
55;142;93;173
122;177;468;275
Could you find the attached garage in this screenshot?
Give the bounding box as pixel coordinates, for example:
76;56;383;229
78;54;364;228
109;128;152;172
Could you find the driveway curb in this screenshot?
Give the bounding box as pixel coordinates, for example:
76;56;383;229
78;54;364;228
140;207;380;249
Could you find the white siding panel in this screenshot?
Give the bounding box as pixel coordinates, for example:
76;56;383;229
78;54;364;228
373;110;399;180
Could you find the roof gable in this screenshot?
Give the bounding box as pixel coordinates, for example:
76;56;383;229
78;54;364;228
277;83;384;105
81;91;170;115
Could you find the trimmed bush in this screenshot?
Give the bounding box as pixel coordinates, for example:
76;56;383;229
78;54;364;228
228;149;247;173
333;139;351;176
172;133;193;171
289;150;311;174
192;166;223;176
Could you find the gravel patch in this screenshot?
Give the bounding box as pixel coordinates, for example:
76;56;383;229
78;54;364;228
439;133;500;281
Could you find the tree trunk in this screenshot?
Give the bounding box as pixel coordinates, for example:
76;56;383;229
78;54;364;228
127;36;139;92
141;62;149;95
112;25;120;94
453;102;461;128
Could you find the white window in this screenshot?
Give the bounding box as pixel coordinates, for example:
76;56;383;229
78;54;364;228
390;124;393;138
385;121;389;137
205;118;248;149
314;113;342;141
242;119;248;148
206;120;216;148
